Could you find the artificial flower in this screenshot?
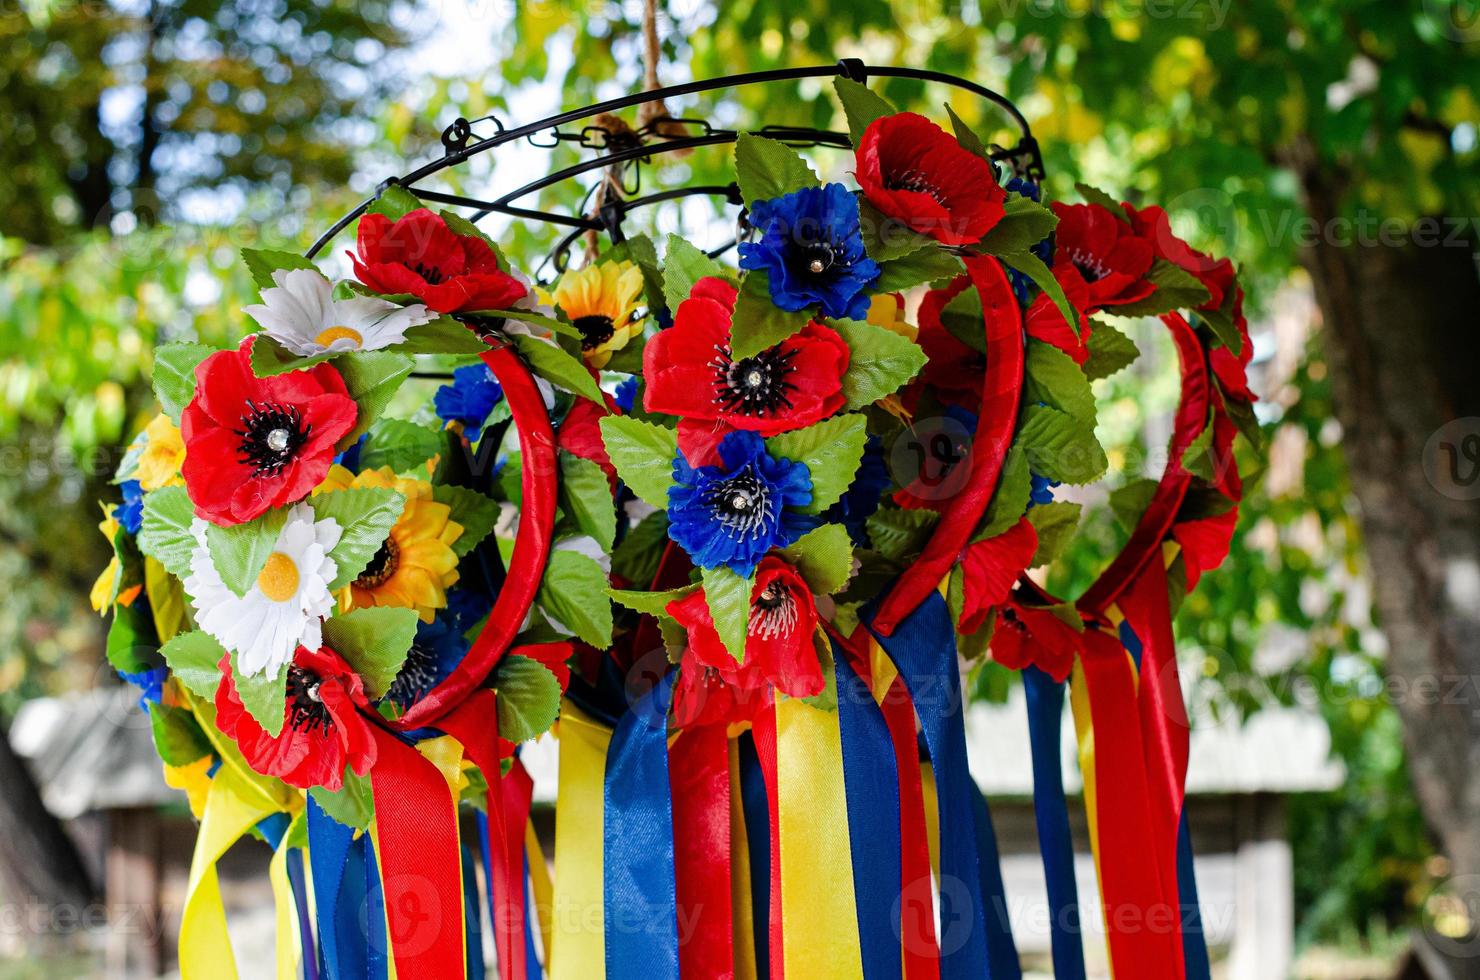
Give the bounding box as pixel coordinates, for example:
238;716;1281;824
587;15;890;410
384;588;490;707
215;645;378;791
915;275;986;409
135;413;186;491
1023;263;1094;365
180;339;357;526
552;259;645;368
185;503;341;676
434;363;504;444
643;276;850;449
990;599;1082;683
866;292;916;341
824;435;890;547
958;518;1038;634
1173;505;1238;590
667;430;815;577
1029;472;1058;507
1122;203;1237;312
244;268;436;356
90;510;124;614
315;465;463;622
114;479;144;534
668;557;825;727
557;394;619;488
738;182;880;320
163;755;214;820
349;208;528;314
856;112;1005;246
1050;201;1156;310
1209;286;1255;402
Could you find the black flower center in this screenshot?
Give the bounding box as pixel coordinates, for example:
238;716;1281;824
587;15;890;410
355;537;400;588
286;666;334;737
1065;246;1109;283
702;467;774;541
386;642;439;706
413;262;448;285
795;239;839;277
710;344;798;417
574;314;617;351
886;168;947;206
235;401;311;478
750;580;798;640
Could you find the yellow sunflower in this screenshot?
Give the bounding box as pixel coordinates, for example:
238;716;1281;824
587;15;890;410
135;413;186;490
315;465;464;622
552;259;645;368
866;292;918;342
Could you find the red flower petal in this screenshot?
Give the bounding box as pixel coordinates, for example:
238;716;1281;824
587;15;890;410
959;518;1039;634
857;112;1006;246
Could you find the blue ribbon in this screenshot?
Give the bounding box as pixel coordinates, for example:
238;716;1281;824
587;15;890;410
462;843;486;980
307;798;387;980
970;783;1022;979
1023;666;1085;980
866;592;1017;978
524;851;546;979
286;848;320;980
737;732;771;978
602;672;680;980
833;642;903;980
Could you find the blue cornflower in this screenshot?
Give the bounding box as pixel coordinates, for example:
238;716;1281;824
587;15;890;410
435;363;504;444
334;433;367;473
1004;177;1052;305
1029;472;1059;507
114;480;144;534
387;609;468;708
825;436;890;547
668;430;816;577
118;666;168;711
613;376;639;414
738;183;881;321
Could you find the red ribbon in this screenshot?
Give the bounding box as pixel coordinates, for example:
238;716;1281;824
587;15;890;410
670;726;734;979
881;675;940;979
874;255;1025;635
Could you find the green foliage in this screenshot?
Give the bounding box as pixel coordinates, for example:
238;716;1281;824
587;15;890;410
307;488;406;590
494;655;563;744
536;549;613;648
730;271;809;360
701;564;753;663
205;508;290;597
734;133;820;205
322;607;419;699
777;525;855;595
828;317;929;409
765;414;868;513
433;485;500;557
600;416;679;509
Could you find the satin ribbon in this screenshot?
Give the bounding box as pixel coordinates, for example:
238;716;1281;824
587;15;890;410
1023;666;1086;980
736;731;773;980
834;642;903;980
308;797;390;980
774;694;866;980
603;672;679;980
268;810;308;980
750;705;784;980
550;701;611;979
462;844;486;980
527;822;554;969
728;738;760;980
670;725;735;979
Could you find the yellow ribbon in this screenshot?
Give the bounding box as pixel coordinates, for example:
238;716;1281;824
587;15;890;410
527;820;554;968
775;696;865;980
269;810;307;980
550;700;611;980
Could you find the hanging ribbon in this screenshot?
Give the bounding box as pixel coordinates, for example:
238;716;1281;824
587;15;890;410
670;725;735;979
603;672;680;980
728;737;761;980
749;704;785;980
527;821;554;969
268;810;308;980
307;797;387;980
736;731;774;980
550;701;611;980
1022;666;1086;980
462;844;486;980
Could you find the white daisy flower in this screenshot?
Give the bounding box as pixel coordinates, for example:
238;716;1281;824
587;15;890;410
244;268;436;357
185;503;342;677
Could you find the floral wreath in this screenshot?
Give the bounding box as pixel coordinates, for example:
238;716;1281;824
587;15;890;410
93;76;1257;979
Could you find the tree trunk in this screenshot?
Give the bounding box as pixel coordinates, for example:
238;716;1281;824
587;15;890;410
1297;166;1480;900
0;719;97;916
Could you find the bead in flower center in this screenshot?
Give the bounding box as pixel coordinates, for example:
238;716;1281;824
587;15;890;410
798;239;839;276
355;536;400;588
702;467;774;540
710;344;799;416
235;401;311;478
286;667;333;737
256;551;300;603
574;314;617;351
750;580;798;639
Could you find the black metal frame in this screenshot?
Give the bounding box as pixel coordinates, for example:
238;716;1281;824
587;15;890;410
306;59;1042;270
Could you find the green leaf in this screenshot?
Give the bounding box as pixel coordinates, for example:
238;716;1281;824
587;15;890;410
873;245;964;293
1197;284;1244;354
107;599;159;674
828;317;928;409
138;486;198;580
663;234;728;312
1024;340;1096;424
765;414;868;513
509;334;604;404
306;487;404;589
1108;259;1212;319
205;507;289;597
998;249;1079;336
336;351;415;449
865;506;939;562
730;271;810;360
603;234;665;315
1018;404;1108;485
398;316;492;354
322;606;419;698
701;564;753;663
229;655;288;737
242;248;319;291
148;702;214;767
940;288;987;353
494;655;563;743
1027;501;1081;567
1220;388;1264;453
612;511;670;587
249;336;340;378
833;77;895;145
559;454;617;550
488;308;579;339
777;524;855;595
1082;319;1140;381
944;104;990;160
859;199;936;262
607;584;697;618
537;549;613;648
309;774;375;830
1073;182;1130;223
735;133;820;205
152;343;214;423
1110;478;1161;532
599;415;678;509
1180;417;1218;481
369;184;423;221
360;418;442;473
978;195;1059;256
159;631;226;700
975;447;1031;541
433;484;500;557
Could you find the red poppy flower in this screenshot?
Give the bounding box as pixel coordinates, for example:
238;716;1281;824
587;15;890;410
558;393;619;489
1209;287;1255;402
643;276;850;440
1025;263;1094;365
915;275;986;410
1172;505;1238;591
667;557;824;727
856;112;1005;246
349;208;528;314
958;518;1039;634
215;646;378;792
181;338;357;526
990;600;1082;683
1122;204;1236;312
1050;201;1156;311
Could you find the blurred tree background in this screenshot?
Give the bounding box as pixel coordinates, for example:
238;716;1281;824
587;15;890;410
3;0;1478;964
